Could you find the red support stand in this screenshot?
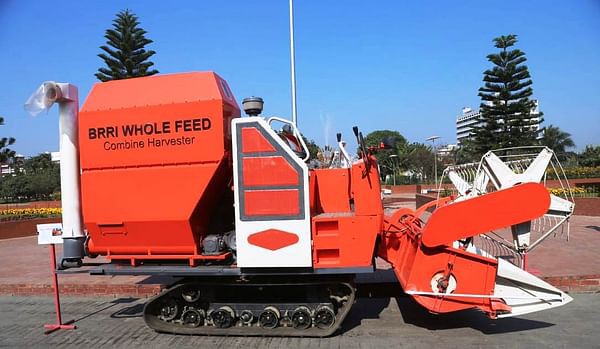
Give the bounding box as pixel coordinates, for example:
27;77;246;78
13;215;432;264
44;244;76;334
522;251;541;276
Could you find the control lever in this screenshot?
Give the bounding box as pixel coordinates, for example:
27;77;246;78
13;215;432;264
352;126;372;175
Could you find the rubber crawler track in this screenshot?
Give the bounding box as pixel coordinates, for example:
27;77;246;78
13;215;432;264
143;276;356;337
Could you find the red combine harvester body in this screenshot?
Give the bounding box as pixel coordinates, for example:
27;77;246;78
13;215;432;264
80;72;238;260
67;72;570;336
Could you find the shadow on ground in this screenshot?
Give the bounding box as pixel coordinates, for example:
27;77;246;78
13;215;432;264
395;296;554;334
112;302;145;318
340;297;391;334
88;290;555;337
74;298;138;323
342;281;554;335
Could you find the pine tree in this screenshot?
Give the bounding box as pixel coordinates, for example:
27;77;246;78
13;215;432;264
469;34;543;157
0;116;16;163
95;9;159;82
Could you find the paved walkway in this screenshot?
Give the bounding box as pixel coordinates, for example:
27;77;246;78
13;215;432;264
0;238;169;297
1;294;598;348
0;214;599;297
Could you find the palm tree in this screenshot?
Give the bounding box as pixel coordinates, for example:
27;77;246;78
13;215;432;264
541;125;575;160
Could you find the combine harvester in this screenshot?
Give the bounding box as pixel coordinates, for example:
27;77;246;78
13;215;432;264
28;72;572;336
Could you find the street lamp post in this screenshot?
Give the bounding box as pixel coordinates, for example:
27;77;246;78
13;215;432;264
389;154;398;186
426;136;440;188
288;0;298;127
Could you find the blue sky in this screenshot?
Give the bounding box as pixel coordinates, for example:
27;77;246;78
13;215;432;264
1;0;599;156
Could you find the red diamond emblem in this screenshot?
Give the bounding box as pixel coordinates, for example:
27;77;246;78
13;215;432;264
247;229;299;251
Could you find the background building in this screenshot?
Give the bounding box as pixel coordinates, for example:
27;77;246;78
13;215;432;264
0;152;58;177
0;154;24;176
456;100;541;145
456;107;481;145
50;151;60;163
437;144;458;157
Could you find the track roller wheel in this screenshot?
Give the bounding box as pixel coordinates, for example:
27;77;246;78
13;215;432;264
314;306;335;329
291;306;312;330
239;310;254;325
143;278;356;337
211;306;235;328
160;298;178;321
181;308;205;327
181;289;201;303
258;306;280;329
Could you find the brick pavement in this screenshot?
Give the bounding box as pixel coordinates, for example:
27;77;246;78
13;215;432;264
0;237;169;297
523;215;600;292
0;213;599;297
1;294;599;348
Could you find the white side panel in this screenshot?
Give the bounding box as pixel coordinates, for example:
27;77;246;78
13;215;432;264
232;117;312;268
235;219;311;268
464;245;572;317
494;259;573;317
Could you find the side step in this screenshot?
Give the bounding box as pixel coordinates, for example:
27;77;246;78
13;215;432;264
143;276;355;337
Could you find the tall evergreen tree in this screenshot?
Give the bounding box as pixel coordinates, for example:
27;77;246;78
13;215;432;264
469;34;543;157
0;116;16;163
95;9;159;82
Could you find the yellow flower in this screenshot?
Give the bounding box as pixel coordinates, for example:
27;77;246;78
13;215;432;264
0;207;62;221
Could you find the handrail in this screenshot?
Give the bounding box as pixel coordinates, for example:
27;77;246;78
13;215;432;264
267;116;310;162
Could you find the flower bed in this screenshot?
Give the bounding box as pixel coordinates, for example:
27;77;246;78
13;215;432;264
0;208;62;222
548;187;599;198
547;167;600;179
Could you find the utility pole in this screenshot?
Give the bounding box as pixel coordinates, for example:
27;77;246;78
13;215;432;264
288;0;298;127
389;154;398;186
426;136;440;187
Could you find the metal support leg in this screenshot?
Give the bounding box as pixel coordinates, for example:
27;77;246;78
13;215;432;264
521;250;541;276
44;244;76;334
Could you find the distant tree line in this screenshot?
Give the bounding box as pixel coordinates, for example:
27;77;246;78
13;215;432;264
362;130;440;184
565;145;600;168
362;127;599;185
0;153;60;202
